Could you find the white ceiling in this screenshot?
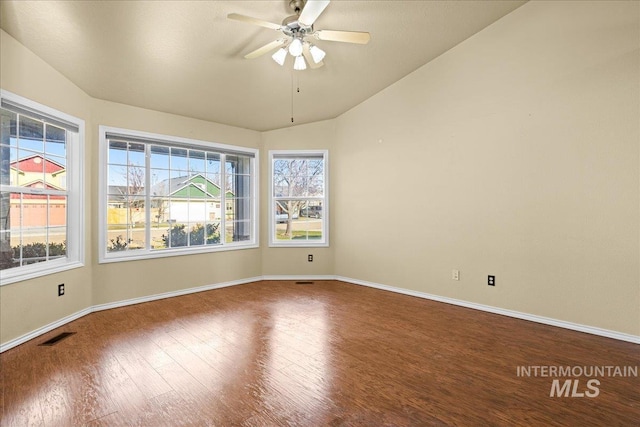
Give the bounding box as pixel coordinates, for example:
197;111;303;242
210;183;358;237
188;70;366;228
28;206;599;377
1;1;526;131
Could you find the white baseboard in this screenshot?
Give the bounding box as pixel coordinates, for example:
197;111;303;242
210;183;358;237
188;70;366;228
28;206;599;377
2;275;638;352
0;307;93;353
92;276;262;312
262;275;336;281
0;276;262;353
336;276;640;345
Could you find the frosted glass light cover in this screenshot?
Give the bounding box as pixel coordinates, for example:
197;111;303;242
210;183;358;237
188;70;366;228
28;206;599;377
293;55;307;70
272;48;287;66
309;45;326;63
288;38;303;57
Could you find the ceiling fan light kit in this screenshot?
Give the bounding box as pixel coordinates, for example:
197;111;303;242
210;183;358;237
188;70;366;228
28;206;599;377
228;0;370;71
309;44;326;63
293;55;307;70
288;38;304;56
272;48;288;66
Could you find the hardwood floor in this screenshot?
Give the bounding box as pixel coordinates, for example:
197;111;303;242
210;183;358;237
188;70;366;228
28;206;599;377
1;280;638;426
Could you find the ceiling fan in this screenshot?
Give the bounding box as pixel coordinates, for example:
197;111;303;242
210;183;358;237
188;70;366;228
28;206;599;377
228;0;370;70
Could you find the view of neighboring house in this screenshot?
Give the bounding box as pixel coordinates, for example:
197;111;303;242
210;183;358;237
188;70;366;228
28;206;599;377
107;173;233;225
153;174;232;223
9;154;66;227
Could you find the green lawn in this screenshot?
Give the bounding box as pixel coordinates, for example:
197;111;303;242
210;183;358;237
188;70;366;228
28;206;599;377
276;230;322;240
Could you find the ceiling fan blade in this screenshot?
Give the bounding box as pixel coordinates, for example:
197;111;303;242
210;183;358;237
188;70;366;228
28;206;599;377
244;39;287;59
298;0;331;26
227;13;282;31
315;30;371;44
302;43;324;69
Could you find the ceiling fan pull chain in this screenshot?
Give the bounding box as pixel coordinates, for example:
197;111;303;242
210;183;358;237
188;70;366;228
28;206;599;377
291;70;295;123
290;65;302;123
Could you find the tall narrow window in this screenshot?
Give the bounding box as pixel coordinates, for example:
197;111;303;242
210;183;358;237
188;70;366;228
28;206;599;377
270;150;328;247
99;126;258;263
0;91;84;284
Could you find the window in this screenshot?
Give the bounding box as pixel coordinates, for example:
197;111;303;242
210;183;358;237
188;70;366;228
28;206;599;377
0;90;84;284
99;126;258;263
269;150;328;247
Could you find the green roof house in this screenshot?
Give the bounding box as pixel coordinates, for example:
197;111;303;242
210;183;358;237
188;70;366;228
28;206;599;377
151;174;233;223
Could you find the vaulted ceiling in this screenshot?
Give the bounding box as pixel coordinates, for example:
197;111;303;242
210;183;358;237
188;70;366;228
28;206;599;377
0;1;526;131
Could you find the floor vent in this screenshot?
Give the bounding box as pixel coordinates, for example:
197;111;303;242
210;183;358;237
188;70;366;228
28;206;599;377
296;281;314;285
39;332;75;346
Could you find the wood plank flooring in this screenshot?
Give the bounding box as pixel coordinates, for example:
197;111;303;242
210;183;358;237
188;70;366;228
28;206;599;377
1;280;638;426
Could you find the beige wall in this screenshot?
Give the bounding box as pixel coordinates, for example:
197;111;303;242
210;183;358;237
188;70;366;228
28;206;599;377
0;29;264;343
2;0;639;347
1;29;93;343
334;1;640;335
260;120;336;276
90;99;262;305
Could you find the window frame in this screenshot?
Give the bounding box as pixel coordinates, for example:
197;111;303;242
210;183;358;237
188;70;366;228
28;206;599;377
0;90;85;285
269;150;329;248
98;126;259;264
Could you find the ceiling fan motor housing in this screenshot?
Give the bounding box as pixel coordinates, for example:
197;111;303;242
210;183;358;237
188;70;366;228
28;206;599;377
228;0;370;68
286;0;315;35
282;15;312;37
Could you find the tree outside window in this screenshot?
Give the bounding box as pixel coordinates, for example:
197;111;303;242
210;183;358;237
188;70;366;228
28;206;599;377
270;151;328;247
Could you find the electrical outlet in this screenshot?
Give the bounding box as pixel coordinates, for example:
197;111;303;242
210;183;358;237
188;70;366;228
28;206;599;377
452;269;460;281
488;275;495;286
58;283;65;296
308;254;313;262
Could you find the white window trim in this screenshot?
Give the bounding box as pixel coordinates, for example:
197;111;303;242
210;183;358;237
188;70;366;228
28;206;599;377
269;149;329;248
98;125;259;264
0;90;85;285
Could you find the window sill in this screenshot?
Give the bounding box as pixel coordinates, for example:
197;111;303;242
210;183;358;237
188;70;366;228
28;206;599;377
268;241;329;248
0;260;85;286
99;242;259;264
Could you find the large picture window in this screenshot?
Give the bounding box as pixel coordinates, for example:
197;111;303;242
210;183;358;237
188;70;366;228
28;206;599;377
99;126;257;263
269;150;328;247
0;91;84;284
